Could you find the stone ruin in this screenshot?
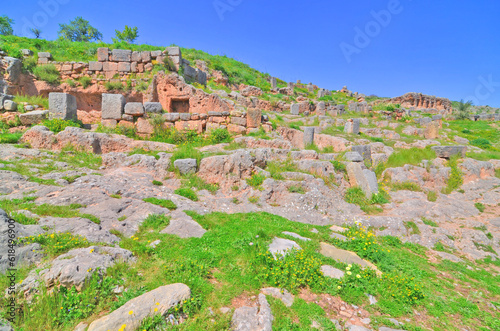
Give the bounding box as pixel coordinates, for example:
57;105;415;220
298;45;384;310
382;92;452;114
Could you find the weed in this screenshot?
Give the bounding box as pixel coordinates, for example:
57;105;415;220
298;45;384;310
422;217;438;227
248;196;259;204
152;180;163;186
42;118;82;133
404;221;421;235
33;64;60;85
390;181;422;192
246;173;266;189
427;191;438;202
288;185;306;194
174;188;199;201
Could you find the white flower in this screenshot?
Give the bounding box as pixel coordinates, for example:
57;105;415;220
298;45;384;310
249;242;254;246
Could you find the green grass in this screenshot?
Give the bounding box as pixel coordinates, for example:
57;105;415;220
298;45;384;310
422;217;438;227
152;180;163;186
143;197;177;210
3;212;500;330
246;173;266;189
174;187;199;201
32;64;60;85
427;191;438;202
180;174;219;194
442;156;463;194
344;187;385;214
474;202;485;213
288;185;306;194
170;144;202;171
389;181;423;192
404;221;421;235
0;130;23;144
385;147;436;169
13;94;49;109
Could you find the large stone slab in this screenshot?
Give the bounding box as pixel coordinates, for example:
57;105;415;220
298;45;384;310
102;94;125;120
231;294;273;331
19;110;48;125
88;283;190;331
161;211;206;238
319;243;380;275
111;49;132;62
346;162;378;198
432;146;467;159
173;158;197;175
321;265;345;279
290;103;300;115
49;93;77;121
124;102;144;116
303;127;315;146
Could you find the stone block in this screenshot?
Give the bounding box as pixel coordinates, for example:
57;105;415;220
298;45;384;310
344;119;360;134
231;117;247;126
3;100;17;111
103;62;118;72
101;94;125;120
89;61;103;71
270;77;277;89
141;51;151;62
38;52;52;59
303;127;315;146
228;124;247;134
180;113;191;121
144;102;163;113
124;102;144;116
151;50;162;58
118;62;131;72
424;121;439;139
166;47;181;56
247;108;262;128
351;145;371;161
48;93;77;121
136;117;154;134
19;110;48;125
344;152;363;162
97;48;109;62
347;162;378;199
163;113;180;122
111;49;132;62
131;51;141;62
316;102;326;116
290;103;300;115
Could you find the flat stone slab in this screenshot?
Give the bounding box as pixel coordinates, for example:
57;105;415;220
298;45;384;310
282;231;311;241
319;243;380;275
268;237;301;258
88;283;190;331
433;251;464;263
261;287;294;307
321;265;345;279
231;294;273;331
161;212;206;238
330;225;348;233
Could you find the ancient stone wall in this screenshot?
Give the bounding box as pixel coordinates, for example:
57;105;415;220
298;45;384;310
384;93;452;113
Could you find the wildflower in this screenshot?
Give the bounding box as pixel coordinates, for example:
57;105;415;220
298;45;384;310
356;274;361;279
346;266;351;271
129;310;133;315
347;271;352;275
337;286;342;290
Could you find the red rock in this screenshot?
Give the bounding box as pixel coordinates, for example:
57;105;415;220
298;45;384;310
246;108;262;128
136;118;154;135
101;119;117;128
228;124;247;134
118;120;135;129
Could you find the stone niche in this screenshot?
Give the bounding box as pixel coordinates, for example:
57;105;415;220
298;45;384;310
170;98;190;113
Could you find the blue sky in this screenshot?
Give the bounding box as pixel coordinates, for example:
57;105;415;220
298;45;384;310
3;0;500;106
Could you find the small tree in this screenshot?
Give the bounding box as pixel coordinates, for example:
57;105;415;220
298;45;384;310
0;15;14;36
58;17;103;42
113;25;139;43
30;28;42;39
455;99;473;120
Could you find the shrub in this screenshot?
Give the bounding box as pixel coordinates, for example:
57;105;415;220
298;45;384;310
471;138;492;150
170;144;203;171
65;79;76;87
143;197;177;210
475;202;485;213
174;188;199;201
105;81;124;91
442;156;463;194
152;180;163;186
257;248;324;291
33;64;60;85
246;173;266;188
208;128;231;144
427;191;438;202
42;118;82;133
386;105;395;111
79;76;92;88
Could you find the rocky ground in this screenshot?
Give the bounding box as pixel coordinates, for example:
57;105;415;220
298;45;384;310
1;107;500;331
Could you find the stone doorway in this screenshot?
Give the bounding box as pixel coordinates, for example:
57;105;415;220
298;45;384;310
170;99;190;113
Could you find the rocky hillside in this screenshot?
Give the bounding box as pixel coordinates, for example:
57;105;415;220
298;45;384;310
0;36;499;331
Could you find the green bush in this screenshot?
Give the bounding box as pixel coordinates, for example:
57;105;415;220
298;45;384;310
79;76;92;89
152;180;163;186
208;128;231;144
246;173;266;188
33;64;60;85
174;187;199;201
471;138;492;150
42;118;82;133
170;144;203;171
475;202;485;213
442;156;463;194
331;160;347;173
427;191;438;202
105;81;124;91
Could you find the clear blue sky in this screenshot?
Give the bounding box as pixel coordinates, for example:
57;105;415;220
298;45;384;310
3;0;500;106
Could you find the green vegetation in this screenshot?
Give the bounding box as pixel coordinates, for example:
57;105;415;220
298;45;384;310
344;187;388;214
78;76;92;89
13;94;49;109
404;221;421;235
442;156;463;194
384;147;436;169
389;181;422;192
0;15;14;36
427;191;438;202
174;187;199;201
422;217;438;227
246;173;266;189
58;16;103;42
475;202;485;213
288;185;306;194
152;180;163;186
33;64;60;85
179;174;219;194
42;118;83;133
143;198;177;210
454;99;473;120
113;25;139;44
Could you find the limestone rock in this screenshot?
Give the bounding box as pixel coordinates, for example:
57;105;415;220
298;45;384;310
261;287;294;307
161;211;206;238
48;93;77;121
19;110;48;125
173;158;197;175
320;265;345;279
319;243;380;275
268;237;301;258
88;283;190;331
431;146;467;159
231;293;273;331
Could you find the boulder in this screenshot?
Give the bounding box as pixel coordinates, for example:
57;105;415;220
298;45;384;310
351;145;371;161
268;237;301;258
290;103;300;115
344;152;363;162
247;108;262;128
346;162;378;198
3;100;17;111
344;119;360;134
88;284;190;331
431;146;467;159
424;121;439;139
19;110;49;125
173;158;197;175
102;94;126;120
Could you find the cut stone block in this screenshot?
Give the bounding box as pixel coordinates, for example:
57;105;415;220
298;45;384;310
111;49;131;62
144;102;163;113
48;93;77;121
101;94;125;120
124;102;144;116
